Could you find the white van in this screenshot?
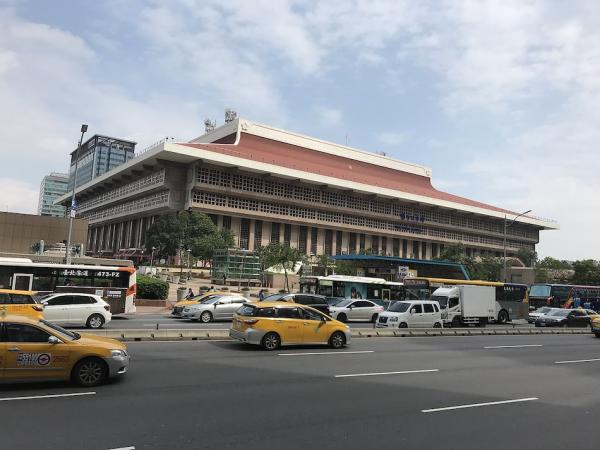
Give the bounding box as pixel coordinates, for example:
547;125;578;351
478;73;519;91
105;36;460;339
376;300;442;328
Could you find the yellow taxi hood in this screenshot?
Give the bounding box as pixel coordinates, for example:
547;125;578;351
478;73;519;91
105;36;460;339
76;333;126;349
175;300;197;307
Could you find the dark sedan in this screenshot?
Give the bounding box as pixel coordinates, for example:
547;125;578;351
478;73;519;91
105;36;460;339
535;309;591;328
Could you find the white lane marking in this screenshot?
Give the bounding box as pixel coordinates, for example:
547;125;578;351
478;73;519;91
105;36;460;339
107;447;135;450
483;344;543;349
0;392;96;402
555;358;600;364
278;351;374;356
126;339;233;343
335;369;439;378
422;397;538;413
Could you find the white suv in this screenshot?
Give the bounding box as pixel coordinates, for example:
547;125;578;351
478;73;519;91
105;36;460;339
39;293;112;329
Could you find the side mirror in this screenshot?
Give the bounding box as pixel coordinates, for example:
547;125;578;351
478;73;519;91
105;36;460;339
48;336;60;344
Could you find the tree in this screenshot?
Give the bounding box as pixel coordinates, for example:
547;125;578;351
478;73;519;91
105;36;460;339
537;257;572;270
145;211;230;261
517;248;537;267
437;243;466;263
258;243;307;292
315;254;334;276
334;260;357;276
467;256;503;281
571;260;600;285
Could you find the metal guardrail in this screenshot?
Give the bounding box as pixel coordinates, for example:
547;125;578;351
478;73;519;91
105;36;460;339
80;327;595;342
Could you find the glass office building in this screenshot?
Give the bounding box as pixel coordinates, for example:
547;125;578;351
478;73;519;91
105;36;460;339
37;172;69;217
68;135;136;190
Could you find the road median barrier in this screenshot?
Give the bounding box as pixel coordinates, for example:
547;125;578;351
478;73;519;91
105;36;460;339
78;326;594;342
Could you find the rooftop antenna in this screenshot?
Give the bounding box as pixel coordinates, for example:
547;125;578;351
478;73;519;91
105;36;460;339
204;119;216;133
225;109;238;123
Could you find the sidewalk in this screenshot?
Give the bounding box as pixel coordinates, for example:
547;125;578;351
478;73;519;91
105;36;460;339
134;305;172;315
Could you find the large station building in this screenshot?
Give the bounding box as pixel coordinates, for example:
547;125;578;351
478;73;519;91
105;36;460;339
57;118;558;261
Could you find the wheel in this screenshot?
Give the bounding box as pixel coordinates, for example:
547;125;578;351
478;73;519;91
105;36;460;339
72;357;108;387
329;331;346;349
433;322;442;328
86;314;105;329
337;313;347;323
398;322;408;328
497;310;509;324
262;332;280;351
371;314;378;323
200;311;213;323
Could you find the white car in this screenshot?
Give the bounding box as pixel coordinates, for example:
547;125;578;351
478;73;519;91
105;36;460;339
182;295;250;322
376;300;442;328
527;306;557;324
39;293;112;329
328;299;384;323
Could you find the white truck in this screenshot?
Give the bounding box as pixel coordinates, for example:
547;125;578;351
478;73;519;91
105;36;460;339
431;285;496;327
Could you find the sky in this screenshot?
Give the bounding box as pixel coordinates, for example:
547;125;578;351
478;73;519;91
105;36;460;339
1;0;599;260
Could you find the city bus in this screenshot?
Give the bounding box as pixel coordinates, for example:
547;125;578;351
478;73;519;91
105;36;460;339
299;275;404;303
402;277;528;323
529;283;600;310
0;258;136;314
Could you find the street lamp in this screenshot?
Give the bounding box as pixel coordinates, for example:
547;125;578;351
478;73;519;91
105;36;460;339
186;249;191;280
65;124;88;265
503;209;532;282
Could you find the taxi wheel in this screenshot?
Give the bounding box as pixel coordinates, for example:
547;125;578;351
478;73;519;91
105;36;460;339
200;311;213;323
262;332;280;351
72;358;108;387
329;331;346;349
337;313;347;323
398;322;408;328
86;314;105;329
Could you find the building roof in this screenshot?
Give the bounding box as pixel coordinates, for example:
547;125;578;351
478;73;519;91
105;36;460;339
56;118;558;230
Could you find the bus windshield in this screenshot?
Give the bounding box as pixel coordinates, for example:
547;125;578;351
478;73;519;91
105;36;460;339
530;285;551;297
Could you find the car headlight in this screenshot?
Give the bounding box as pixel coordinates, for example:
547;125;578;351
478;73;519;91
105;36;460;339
111;349;127;358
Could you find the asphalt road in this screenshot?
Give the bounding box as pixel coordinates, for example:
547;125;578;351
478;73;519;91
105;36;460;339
1;334;599;449
93;313;531;330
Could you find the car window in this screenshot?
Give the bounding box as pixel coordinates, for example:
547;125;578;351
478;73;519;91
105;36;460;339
571;310;585;317
10;294;34;305
448;297;459;308
46;296;72;306
231;298;247;304
0;293;11;304
586;310;597;315
71;296;96;305
301;308;323;321
433;304;439;312
277;307;301;319
424;304;434;313
256;307;276;317
354;301;372;308
237;304;256;316
217;298;232;304
411;304;423;314
5;323;50;343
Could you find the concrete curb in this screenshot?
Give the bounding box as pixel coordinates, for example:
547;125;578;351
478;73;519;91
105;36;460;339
79;327;595;342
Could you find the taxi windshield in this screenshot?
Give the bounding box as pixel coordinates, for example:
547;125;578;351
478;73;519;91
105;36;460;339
41;319;80;340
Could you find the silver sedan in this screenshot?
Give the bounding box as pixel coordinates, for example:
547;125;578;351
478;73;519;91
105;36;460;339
182;295;250;323
328;299;384;323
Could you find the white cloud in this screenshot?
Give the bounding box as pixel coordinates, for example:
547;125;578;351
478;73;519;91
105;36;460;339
314;106;343;127
0;178;39;214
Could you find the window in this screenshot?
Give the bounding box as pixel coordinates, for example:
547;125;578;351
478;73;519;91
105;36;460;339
449;297;459;308
271;223;281;243
5;324;50;343
301;308;323;321
570;310;585;317
424;304;435;313
311;227;318;255
222;216;232;230
231;298;247;304
254;220;263;250
217;298;232;304
9;294;35;304
410;304;423;314
46;296;73;306
256;307;276;317
283;223;291;247
277;307;301;319
71;296;96;305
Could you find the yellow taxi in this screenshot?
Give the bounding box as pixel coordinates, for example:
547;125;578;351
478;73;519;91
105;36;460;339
0;314;129;386
591;315;600;338
0;289;44;319
230;301;351;350
172;290;229;316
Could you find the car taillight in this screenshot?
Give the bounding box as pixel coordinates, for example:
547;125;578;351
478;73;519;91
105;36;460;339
244;319;259;325
104;305;110;311
32;305;44;311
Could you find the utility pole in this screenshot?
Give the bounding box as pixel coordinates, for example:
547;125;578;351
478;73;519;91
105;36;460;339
503;209;532;282
65;124;88;265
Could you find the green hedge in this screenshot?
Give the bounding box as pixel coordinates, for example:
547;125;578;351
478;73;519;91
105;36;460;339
137;275;169;300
